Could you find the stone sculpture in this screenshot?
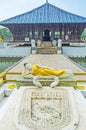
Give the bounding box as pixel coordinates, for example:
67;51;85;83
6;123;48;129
22;63;67;88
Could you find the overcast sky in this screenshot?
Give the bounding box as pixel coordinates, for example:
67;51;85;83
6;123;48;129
0;0;86;21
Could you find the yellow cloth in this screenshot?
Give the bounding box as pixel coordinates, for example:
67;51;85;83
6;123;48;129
77;86;85;90
8;84;16;89
0;37;3;42
32;64;66;76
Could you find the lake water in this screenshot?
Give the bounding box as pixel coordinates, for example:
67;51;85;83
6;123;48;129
0;46;86;73
0;61;18;73
0;46;86;57
74;61;86;70
63;47;86;57
63;47;86;71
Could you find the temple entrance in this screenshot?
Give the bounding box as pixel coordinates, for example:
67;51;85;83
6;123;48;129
43;29;50;41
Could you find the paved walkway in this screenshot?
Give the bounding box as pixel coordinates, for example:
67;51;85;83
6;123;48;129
7;54;85;80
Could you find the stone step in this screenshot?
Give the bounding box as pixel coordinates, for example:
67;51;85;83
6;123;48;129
41;42;52;47
37;47;57;54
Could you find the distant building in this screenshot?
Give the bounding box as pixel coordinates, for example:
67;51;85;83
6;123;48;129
0;2;86;42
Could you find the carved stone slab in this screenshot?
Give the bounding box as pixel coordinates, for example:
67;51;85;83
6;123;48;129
16;76;77;88
14;87;79;130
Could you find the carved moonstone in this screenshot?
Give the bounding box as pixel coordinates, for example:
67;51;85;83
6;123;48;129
14;87;79;130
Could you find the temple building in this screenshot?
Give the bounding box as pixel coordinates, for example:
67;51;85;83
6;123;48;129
0;2;86;42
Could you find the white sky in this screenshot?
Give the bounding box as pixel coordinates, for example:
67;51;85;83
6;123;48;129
0;0;86;21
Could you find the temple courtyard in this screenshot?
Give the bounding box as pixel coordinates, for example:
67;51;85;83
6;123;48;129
0;54;86;130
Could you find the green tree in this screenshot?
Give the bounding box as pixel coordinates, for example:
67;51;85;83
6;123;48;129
81;29;86;41
0;26;13;41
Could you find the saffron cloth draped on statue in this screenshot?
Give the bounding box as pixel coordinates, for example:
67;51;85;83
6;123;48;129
32;64;66;76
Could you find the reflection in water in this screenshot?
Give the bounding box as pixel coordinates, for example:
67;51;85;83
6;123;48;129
72;59;86;70
76;61;86;69
0;61;18;73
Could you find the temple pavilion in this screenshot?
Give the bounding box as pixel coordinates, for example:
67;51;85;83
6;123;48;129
0;2;86;42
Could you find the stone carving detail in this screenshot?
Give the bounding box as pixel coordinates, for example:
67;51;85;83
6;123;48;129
15;88;79;130
52;40;57;47
31;92;63;124
37;40;41;47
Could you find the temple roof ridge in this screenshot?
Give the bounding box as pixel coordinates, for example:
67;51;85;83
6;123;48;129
1;2;86;24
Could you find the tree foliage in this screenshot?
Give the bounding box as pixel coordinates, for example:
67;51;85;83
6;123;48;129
0;26;13;41
81;29;86;37
81;29;86;41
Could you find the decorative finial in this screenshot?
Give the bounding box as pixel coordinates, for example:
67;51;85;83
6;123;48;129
46;0;48;3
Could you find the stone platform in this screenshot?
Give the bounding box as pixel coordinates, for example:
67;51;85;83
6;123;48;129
17;75;77;88
0;86;86;130
0;54;86;130
0;87;81;130
14;87;79;130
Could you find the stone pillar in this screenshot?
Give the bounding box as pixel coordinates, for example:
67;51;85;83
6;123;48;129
37;40;42;47
57;39;63;54
31;39;37;54
38;25;42;41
